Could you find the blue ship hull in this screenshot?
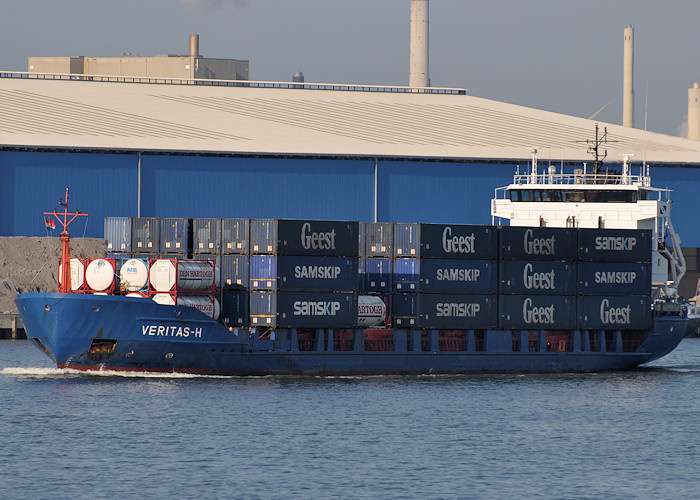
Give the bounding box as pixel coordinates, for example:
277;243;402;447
15;292;687;375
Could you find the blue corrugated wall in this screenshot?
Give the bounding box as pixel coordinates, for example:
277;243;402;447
2;150;699;246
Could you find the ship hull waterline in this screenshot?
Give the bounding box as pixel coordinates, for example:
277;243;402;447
16;293;687;376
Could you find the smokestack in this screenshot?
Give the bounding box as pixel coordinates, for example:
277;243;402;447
189;34;200;57
689;83;700;140
409;0;429;87
623;24;634;127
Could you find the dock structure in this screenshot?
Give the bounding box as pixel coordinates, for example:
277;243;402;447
0;314;25;339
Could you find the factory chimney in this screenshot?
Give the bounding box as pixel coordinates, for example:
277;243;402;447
689;83;700;140
189;34;200;57
623;25;634;127
409;0;429;87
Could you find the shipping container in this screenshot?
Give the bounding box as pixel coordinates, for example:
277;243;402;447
394;258;420;292
250;219;359;256
104;217;132;253
152;292;220;320
394;223;420;257
420;224;497;259
132;217;160;253
159;218;191;254
499;295;576;330
420;259;496;293
220;288;249;327
577;261;651;295
578;228;652;262
499;226;577;261
221;218;250;255
359;222;393;257
249;255;358;291
359;257;392;293
117;257;149;292
249;291;358;328
419;293;497;329
578;296;651;331
499;261;576;295
219;254;250;290
192;218;221;255
58;257;86;292
391;293;419;328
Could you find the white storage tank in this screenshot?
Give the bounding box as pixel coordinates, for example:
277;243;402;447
119;258;149;292
58;258;85;292
85;258;115;292
357;295;387;328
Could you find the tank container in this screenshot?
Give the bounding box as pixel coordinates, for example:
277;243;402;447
359;257;392;293
104;217;132;253
219;254;250;290
118;258;149;292
221;218;250;254
357;295;387;328
577;261;651;296
58;257;86;292
392;293;419;327
578;228;651;262
499;261;576;295
159;218;190;254
250;255;358;291
578;296;651;331
420;224;497;259
149;258;216;292
394;258;420;291
359;222;393;257
249;291;357;328
499;295;576;330
251;219;359;256
499;227;577;261
419;294;497;330
152;292;220;320
84;258;116;293
132;217;160;253
394;223;420;257
220;288;249;327
192;218;221;255
420;259;496;293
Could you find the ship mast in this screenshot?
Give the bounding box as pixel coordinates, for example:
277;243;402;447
44;188;88;293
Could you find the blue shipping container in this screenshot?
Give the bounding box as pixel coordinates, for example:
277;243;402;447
359;222;393;257
219;254;250;290
391;293;419;328
577;261;651;295
578;296;651;330
359;257;392;293
192;218;222;254
394;223;420;257
499;295;576;330
419;293;497;329
159;217;190;254
394;258;420;292
250;291;357;328
249;255;358;291
132;217;160;253
420;259;496;293
251;219;359;256
578;228;651;262
221;218;250;255
104;217;132;253
420;224;497;259
499;261;576;295
499;226;577;261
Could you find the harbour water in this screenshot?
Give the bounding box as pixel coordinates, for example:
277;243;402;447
2;339;700;499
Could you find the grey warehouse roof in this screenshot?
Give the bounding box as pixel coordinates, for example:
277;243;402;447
2;72;700;164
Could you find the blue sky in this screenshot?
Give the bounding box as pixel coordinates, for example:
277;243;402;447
2;0;699;136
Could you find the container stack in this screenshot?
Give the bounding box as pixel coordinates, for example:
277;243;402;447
249;219;359;329
149;258;219;319
218;218;250;328
358;222;393;316
392;223;421;327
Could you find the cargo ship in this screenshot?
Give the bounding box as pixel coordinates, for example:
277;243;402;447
16;147;689;375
